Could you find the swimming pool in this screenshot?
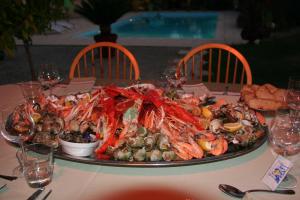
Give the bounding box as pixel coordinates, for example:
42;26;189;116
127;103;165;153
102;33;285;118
79;12;218;39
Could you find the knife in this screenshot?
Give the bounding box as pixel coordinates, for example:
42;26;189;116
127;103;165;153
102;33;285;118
27;188;44;200
0;184;7;190
0;174;18;181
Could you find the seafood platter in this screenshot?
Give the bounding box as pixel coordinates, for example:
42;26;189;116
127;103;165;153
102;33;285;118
4;83;267;167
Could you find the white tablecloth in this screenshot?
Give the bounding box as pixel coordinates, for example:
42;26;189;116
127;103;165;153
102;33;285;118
0;83;299;200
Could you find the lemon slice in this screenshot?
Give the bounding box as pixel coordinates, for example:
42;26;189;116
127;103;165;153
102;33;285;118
202;107;212;119
197;139;212;151
223;122;242;133
32;113;41;123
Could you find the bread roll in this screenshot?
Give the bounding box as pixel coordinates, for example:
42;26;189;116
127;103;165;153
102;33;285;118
255;86;274;100
240;84;287;110
248;99;282;110
264;83;278;94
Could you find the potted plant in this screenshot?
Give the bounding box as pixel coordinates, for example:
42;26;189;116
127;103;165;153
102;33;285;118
75;0;130;43
0;0;66;80
238;0;272;44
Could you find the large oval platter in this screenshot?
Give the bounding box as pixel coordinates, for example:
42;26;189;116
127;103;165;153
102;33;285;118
5;110;268;167
52;133;267;167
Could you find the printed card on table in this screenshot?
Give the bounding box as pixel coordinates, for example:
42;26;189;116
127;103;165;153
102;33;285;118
262;155;293;190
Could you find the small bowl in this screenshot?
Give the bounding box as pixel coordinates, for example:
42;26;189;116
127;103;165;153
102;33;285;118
58;135;99;157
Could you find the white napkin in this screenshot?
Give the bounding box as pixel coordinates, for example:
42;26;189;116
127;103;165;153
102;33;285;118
181;83;211;97
63;77;96;95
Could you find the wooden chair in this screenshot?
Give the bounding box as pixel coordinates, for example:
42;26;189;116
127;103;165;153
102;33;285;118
176;43;252;85
69;42;140;80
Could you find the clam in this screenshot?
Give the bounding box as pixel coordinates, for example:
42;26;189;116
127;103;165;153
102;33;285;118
128;136;144;148
113;147;132;161
162;151;177;161
241;120;253;127
144;134;157;151
149;149;162;161
209;119;222;133
157;134;170;151
133;148;146;161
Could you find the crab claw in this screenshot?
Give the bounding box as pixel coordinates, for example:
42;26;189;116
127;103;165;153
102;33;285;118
255;111;266;126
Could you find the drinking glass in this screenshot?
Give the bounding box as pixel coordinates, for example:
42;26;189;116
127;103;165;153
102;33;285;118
37;64;63;95
18;81;42;105
269;111;300;188
20;143;54;190
0;105;35;177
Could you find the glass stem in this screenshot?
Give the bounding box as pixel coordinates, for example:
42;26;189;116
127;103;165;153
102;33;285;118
18;136;27;161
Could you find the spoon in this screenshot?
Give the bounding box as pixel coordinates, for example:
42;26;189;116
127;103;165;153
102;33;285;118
219;184;295;198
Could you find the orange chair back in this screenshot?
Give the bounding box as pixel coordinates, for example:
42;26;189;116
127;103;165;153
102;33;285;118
176;43;252;85
69;42;140;80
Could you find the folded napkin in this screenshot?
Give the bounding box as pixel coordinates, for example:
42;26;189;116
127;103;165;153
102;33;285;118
62;77;96;95
211;91;241;96
181;83;211;97
50;84;67;96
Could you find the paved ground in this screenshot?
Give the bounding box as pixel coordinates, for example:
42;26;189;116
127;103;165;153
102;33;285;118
0;45;183;85
1;12;243;85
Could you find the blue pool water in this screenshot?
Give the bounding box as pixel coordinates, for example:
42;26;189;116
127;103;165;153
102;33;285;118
79;12;218;39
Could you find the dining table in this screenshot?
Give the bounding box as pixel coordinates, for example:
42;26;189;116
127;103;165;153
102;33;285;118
0;80;299;200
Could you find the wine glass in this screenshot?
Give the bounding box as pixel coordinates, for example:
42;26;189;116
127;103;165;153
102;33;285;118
18;81;42;106
269;110;300;188
37;64;63;96
20;143;54;191
0;105;35;177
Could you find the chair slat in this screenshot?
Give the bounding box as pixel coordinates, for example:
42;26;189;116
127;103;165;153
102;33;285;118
191;55;195;79
123;55;126;80
208;49;212;82
241;67;245;84
185;58;189;77
116;50;120;79
130;63;133;80
77;63;80;77
216;49;221;83
233;57;238;84
91;49;95;76
199;51;203;81
108;47;112;79
84;54;88;76
99;47;104;79
225;52;231;84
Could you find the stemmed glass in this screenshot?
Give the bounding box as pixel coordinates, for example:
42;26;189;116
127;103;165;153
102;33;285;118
285;76;300;119
0;105;35;177
269;111;300;188
161;66;187;98
37;64;63;96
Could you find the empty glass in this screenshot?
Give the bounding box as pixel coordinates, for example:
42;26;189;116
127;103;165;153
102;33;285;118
18;81;42;105
269;111;300;156
269;111;300;188
19;143;54;189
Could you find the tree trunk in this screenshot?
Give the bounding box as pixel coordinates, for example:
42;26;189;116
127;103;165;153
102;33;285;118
23;41;36;80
